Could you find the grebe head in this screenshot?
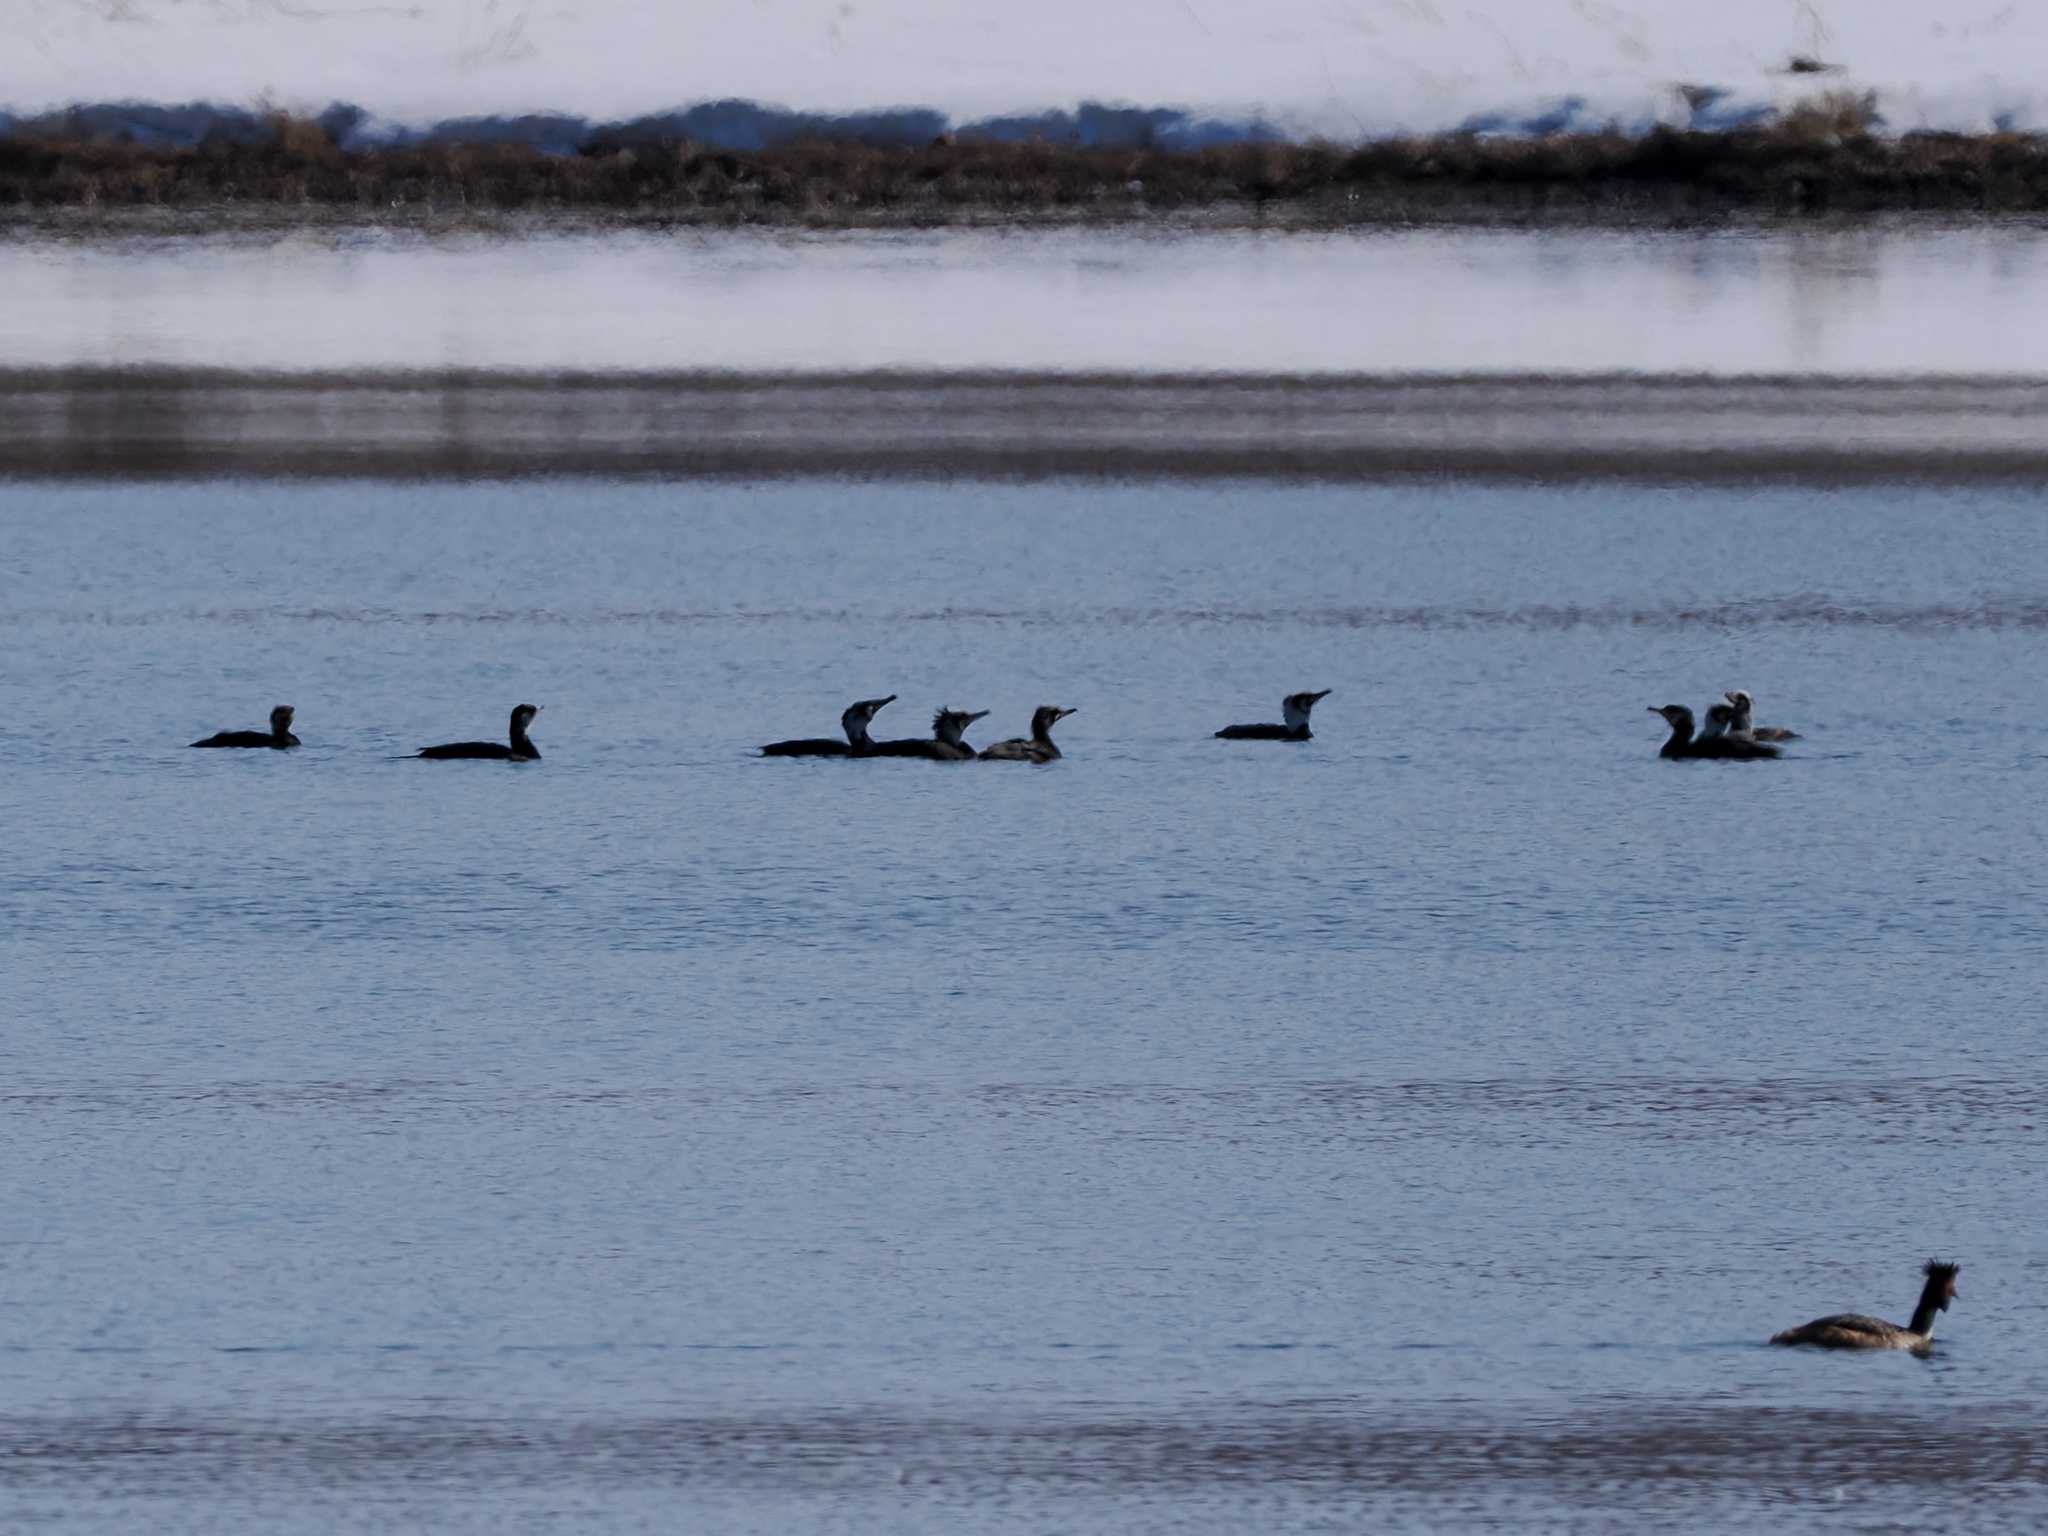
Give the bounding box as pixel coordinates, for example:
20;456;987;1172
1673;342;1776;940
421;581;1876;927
843;694;897;732
1031;705;1077;736
269;705;296;732
1926;1259;1960;1310
1281;690;1331;731
934;708;990;743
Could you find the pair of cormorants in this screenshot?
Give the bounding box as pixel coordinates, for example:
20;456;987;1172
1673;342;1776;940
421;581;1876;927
192;704;542;761
762;697;1076;762
1648;688;1800;760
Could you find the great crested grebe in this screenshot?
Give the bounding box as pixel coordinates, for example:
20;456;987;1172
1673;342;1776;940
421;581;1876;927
1771;1260;1960;1355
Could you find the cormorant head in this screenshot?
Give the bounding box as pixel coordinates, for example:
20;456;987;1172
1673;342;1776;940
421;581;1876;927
843;695;897;733
1925;1259;1960;1310
1650;704;1694;731
1281;690;1330;731
1699;701;1736;739
269;705;296;732
1031;705;1077;736
934;708;990;743
511;703;542;733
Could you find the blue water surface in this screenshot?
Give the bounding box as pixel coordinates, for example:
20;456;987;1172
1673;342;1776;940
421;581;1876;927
1;477;2044;1532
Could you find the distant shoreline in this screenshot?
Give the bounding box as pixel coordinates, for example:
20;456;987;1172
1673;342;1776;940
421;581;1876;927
6;368;2046;484
7;107;2048;229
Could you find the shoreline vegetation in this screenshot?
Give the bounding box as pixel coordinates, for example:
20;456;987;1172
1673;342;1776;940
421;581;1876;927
7;96;2048;229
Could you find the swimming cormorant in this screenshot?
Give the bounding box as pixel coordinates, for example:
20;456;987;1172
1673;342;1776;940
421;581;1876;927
761;695;896;757
981;706;1076;762
416;704;542;761
191;704;299;750
1216;690;1330;741
871;708;988;760
1697;700;1738;743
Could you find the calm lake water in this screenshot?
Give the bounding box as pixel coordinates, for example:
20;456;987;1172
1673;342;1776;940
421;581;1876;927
4;475;2047;1531
6;221;2048;374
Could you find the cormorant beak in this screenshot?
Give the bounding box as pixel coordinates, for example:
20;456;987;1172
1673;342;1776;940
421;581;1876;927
1057;707;1078;720
1310;690;1332;703
967;710;990;724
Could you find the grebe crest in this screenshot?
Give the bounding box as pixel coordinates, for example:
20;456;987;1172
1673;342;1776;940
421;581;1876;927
1924;1258;1961;1310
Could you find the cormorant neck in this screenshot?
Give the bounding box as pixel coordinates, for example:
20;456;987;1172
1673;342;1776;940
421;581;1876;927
510;729;537;758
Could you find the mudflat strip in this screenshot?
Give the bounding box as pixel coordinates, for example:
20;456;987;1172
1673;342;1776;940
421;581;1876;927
0;1403;2038;1495
3;368;2046;483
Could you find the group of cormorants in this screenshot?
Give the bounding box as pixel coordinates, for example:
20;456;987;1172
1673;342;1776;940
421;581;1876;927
1647;688;1801;760
192;703;543;760
758;697;1031;761
186;691;1340;761
190;686;1805;763
756;691;1333;761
